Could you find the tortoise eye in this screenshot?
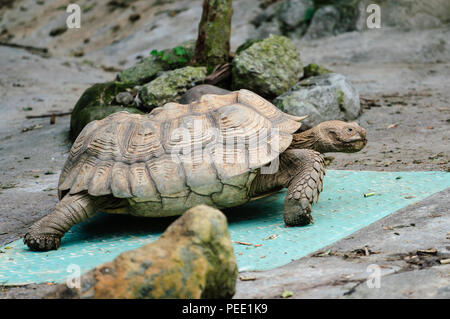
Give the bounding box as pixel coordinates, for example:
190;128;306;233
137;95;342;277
348;127;353;132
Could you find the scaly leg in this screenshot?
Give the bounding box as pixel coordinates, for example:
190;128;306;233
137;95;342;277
24;193;100;251
249;149;325;226
283;149;325;226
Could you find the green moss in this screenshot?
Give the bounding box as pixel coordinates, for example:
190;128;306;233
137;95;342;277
139;66;207;110
118;40;195;85
70;81;142;140
337;89;345;108
232;35;303;98
192;0;233;73
303;63;332;78
235;38;263;54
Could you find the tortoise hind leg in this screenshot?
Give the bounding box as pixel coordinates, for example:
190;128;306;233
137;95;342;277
24;193;100;251
283;149;325;226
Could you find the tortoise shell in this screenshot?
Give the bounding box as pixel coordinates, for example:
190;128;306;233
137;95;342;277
58;89;303;215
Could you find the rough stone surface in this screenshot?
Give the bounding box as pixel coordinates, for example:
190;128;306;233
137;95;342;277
277;0;314;31
179;84;230;104
274;73;360;129
70;82;143;140
115;92;134;106
138;66;207;110
232;35;303;99
47;205;238;299
117;40;195;85
302;63;332;79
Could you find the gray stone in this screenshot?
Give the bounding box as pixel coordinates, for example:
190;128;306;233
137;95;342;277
47;205;238;299
304;4;358;39
277;0;314;31
274;73;361;129
115;91;134;105
232;35;303;99
138;66;207;111
117;40;195;85
179;84;231;104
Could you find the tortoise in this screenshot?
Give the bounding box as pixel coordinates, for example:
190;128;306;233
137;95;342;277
24;89;366;251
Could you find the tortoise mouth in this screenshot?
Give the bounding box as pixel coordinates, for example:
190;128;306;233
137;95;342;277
338;136;367;152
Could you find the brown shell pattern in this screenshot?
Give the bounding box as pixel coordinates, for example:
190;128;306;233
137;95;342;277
58;89;303;199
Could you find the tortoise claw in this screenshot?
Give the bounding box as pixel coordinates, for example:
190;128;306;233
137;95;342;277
283;197;314;226
24;232;61;251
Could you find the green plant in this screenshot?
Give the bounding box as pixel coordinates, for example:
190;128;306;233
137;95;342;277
150;46;190;67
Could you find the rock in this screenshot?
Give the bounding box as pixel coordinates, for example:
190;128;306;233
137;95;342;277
48;205;238;299
117;40;195;85
115;91;134;105
274;73;361;129
251;0;314;38
302;63;332;78
138;66;207;111
277;0;314;31
250;2;283;38
70;82;143;140
304;4;358;39
179;84;231;104
232;35;303;99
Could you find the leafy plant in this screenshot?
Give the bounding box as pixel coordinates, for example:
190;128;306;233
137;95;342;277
150;46;190;67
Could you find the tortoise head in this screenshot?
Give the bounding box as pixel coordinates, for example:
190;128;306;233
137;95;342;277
292;120;367;153
315;120;367;153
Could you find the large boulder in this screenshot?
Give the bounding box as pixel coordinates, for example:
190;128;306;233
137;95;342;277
138;66;207;111
274;73;361;129
232;35;303;99
117;40;195;85
70;82;143;140
48;205;238;299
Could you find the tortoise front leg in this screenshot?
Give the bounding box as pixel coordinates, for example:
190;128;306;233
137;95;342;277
283;149;325;226
24;193;99;251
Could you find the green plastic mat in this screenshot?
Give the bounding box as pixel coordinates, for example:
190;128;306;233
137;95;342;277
1;170;449;285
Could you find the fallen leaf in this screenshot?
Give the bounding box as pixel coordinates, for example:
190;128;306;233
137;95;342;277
239;275;257;281
281;290;294;298
417;248;437;255
234;241;253;246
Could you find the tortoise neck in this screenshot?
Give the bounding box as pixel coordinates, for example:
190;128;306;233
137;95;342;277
290;127;326;153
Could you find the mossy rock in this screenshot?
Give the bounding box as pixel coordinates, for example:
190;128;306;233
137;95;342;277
139;66;207;111
232;35;303;99
117;40;196;85
48;205;238;299
70;82;143;140
235;38;263;54
302;63;332;78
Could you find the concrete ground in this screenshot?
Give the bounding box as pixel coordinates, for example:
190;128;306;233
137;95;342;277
0;0;449;298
